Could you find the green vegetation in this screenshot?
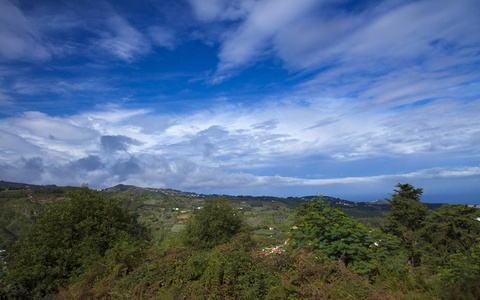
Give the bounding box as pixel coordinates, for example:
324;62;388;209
1;182;479;299
289;198;399;279
421;204;480;267
382;183;426;267
0;185;80;250
436;239;480;297
181;197;251;249
2;186;150;297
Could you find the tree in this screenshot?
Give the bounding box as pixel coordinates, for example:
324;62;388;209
436;238;480;298
383;184;425;229
383;183;426;235
382;183;426;267
6;186;151;293
289;198;399;278
180;197;250;249
420;204;480;267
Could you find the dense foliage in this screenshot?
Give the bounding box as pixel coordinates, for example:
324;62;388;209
0;186;78;250
4;186;151;296
180;197;250;249
420;204;480;266
436;238;480;297
55;237;396;299
0;206;19;249
289;198;400;278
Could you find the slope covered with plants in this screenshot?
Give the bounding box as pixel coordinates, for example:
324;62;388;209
1;183;479;299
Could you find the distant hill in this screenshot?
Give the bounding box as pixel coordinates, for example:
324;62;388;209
1;180;448;210
0;180;57;189
101;184;355;208
0;180;38;188
103;184;140;192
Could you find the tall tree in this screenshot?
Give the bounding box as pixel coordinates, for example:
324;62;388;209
382;183;426;267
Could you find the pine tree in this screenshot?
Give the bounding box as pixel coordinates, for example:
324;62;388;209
382;183;426;267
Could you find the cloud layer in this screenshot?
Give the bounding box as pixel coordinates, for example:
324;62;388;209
1;99;478;202
0;0;479;202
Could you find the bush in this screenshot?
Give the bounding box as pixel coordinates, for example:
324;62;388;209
436;239;480;299
180;197;251;249
289;198;399;279
421;204;480;267
5;186;151;294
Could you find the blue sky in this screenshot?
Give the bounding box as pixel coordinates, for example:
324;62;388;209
0;0;479;203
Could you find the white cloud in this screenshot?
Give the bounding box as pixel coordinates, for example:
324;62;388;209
215;0;317;77
0;129;41;161
148;26;176;50
0;1;161;64
0;144;478;199
0;101;478;202
84;106;152;124
188;0;255;22
210;0;480;91
293;0;480;112
0;111;99;162
273;166;480;187
98;15;151;62
89;97;480;167
189;0;227;22
0;0;51;61
1;92;478;172
10;111;97;143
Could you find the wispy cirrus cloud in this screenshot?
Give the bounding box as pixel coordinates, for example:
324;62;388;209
188;0;255;22
98;14;151;62
0;0;51;61
213;0;317;81
203;0;480;91
148;26;177;50
0;1;178;64
271;166;480;187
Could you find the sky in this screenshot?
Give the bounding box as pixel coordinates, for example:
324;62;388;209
0;0;479;203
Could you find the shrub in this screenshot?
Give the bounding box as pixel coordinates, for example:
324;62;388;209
289;198;399;279
180;197;251;249
5;186;151;294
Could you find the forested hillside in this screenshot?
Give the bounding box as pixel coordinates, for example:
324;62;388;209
1;183;479;299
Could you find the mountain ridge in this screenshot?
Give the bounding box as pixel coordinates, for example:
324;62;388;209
1;180;447;208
